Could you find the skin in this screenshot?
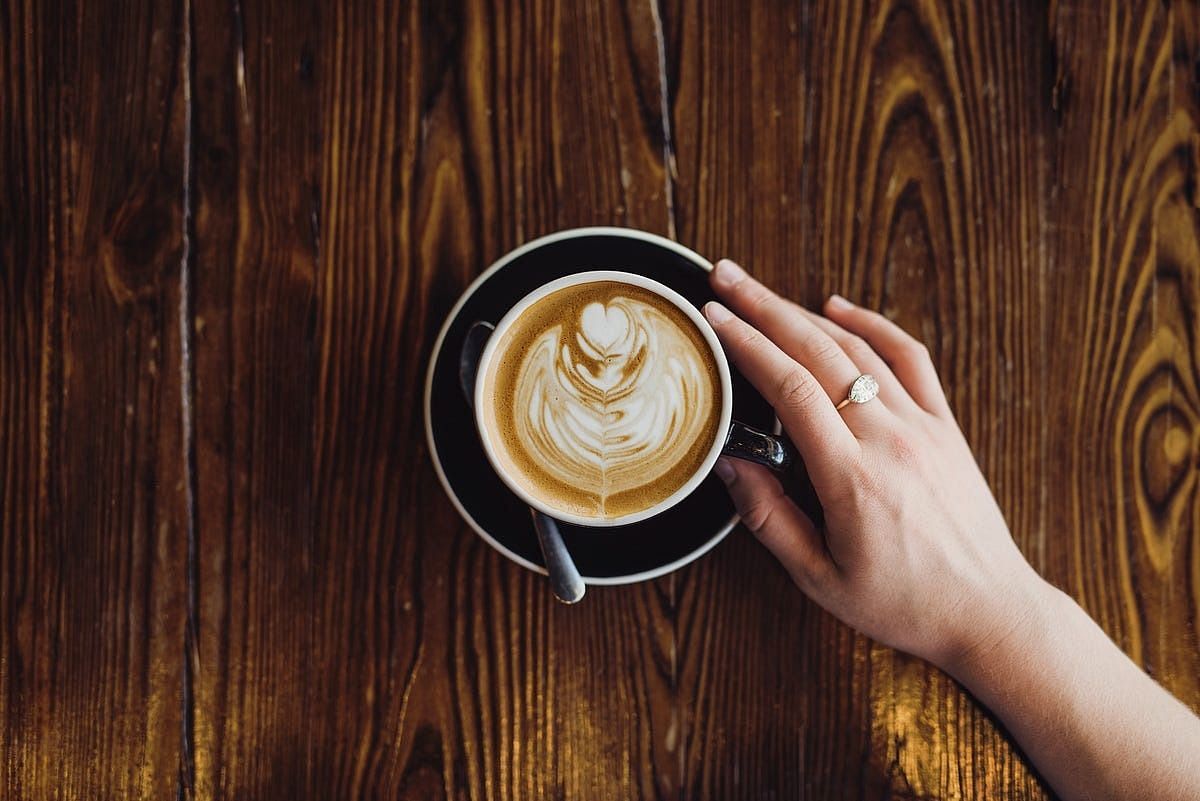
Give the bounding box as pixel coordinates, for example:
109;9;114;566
705;258;1200;801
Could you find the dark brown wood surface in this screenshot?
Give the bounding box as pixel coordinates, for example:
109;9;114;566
2;1;1198;798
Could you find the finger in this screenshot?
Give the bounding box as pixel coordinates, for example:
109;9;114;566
794;307;922;417
823;296;951;416
703;301;860;489
714;457;834;591
711;261;884;425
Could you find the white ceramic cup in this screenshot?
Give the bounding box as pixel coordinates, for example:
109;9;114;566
473;270;793;527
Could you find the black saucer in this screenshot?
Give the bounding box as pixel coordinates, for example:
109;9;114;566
423;227;775;583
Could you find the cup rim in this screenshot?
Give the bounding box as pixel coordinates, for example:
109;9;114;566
473;269;734;528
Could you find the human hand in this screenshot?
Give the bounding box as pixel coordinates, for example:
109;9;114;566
705;259;1048;669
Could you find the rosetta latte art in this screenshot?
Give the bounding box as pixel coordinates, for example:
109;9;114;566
511;293;716;515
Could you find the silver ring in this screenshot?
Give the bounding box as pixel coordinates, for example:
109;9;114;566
834;374;879;411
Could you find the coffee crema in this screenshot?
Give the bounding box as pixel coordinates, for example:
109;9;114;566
480;280;721;520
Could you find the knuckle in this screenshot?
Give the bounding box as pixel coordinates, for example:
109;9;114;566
905;337;932;363
863;308;892;330
732;323;763;351
840;334;875;365
867;310;913;346
746;285;782;316
774;368;820;411
885;429;920;466
738;496;776;533
819;458;870;504
807;334;845;367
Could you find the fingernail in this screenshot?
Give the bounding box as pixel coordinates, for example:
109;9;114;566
704;301;732;324
713;457;736;484
828;294;853;310
713;259;746;287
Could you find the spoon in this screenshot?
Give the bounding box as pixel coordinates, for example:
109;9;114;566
459;321;586;604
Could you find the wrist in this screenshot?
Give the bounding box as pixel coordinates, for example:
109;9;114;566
934;565;1063;684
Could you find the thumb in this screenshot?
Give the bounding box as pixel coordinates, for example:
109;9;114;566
714;457;835;592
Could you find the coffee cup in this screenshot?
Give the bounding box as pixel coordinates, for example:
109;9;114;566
473;270;793;528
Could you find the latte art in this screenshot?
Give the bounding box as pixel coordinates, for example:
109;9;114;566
482;280;722;520
518;296;712;510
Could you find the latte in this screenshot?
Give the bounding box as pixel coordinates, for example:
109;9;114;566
478;280;721;521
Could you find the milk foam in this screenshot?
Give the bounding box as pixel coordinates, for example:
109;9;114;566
508;292;715;515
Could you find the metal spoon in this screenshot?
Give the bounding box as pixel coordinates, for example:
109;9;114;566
459;321;586;604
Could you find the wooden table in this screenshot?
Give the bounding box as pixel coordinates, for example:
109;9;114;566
3;1;1198;798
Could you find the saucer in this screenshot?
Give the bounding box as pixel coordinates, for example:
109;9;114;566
423;227;776;584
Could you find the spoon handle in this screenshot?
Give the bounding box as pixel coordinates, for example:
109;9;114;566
531;510;586;604
461;321;587;604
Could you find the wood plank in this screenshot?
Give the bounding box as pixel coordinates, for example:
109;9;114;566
309;0;679;797
665;2;852;796
1045;0;1200;710
0;0;188;797
187;0;321;798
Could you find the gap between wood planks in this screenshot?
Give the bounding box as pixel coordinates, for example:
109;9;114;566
177;0;198;796
645;0;688;789
648;0;678;241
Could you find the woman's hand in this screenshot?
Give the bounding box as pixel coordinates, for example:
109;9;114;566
705;258;1200;801
705;259;1046;669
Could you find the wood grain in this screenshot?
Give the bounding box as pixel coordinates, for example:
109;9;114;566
1;0;189;797
1045;0;1200;709
1;1;1198;799
187;0;321;797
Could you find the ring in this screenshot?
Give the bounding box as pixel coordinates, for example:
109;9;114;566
834;374;879;411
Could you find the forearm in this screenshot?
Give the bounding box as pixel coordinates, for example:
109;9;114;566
945;579;1200;801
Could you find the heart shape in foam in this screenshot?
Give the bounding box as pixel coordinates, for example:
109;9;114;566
579;302;631;353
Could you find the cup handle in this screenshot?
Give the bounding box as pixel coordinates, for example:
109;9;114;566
722;420;795;471
459;321;496;410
